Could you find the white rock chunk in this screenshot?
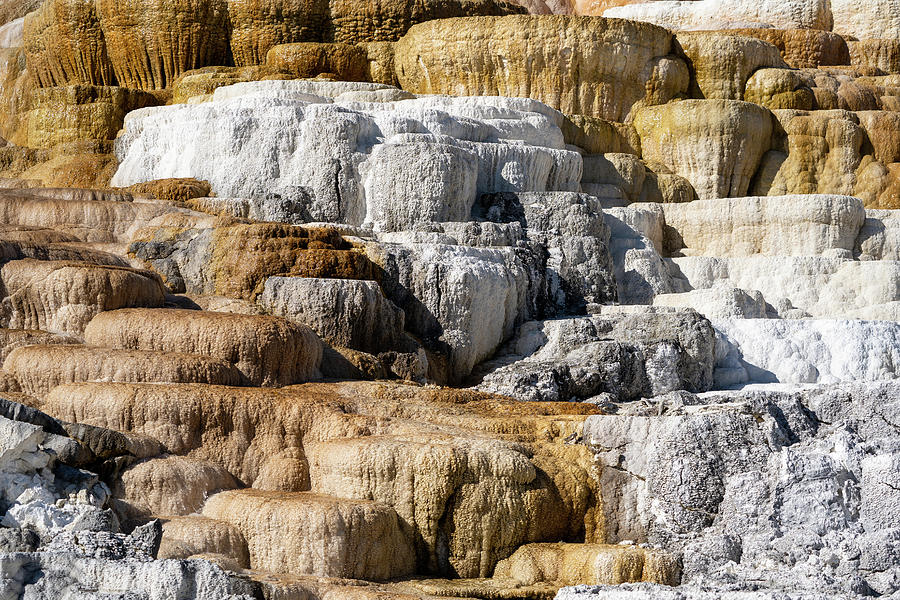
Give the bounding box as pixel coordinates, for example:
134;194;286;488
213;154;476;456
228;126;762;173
662;196;866;258
714;319;900;386
669;256;900;319
603;0;832;31
112;82;582;230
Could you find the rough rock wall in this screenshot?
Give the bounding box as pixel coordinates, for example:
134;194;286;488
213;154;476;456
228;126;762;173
394;15;688;122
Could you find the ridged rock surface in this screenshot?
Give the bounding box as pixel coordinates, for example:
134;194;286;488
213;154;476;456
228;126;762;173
603;0;833;31
113;455;240;520
112;82;582;228
265;42;367;81
259;276;406;354
26;85;157;149
23;0;114;87
4;344;244;396
728;28;851;69
394;16;688;122
202;490;416;580
83;308;323;386
0;259;166;334
752;109;900;209
95;0;231;90
633;100;773;200
327;0;527;45
226;0;331;67
43;380;603;578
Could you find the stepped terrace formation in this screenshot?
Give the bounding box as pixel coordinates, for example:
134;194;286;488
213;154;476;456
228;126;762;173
0;2;899;600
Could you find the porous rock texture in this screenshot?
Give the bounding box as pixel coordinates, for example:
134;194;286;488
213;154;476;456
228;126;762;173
23;0;115;88
394;15;689;122
43;381;605;579
4;344;245;397
675;32;787;101
202;489;416;580
112;83;583;228
633;100;773;200
83;308;323;386
227;0;333;67
94;0;231;91
476;308;717;402
0;259;167;335
603;0;833;31
727;29;851;70
4;8;900;599
563;381;900;599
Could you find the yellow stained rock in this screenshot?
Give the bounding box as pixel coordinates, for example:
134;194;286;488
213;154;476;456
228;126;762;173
95;0;231;90
266;42;368;81
23;0;115;88
25;85;157;149
202;489;417;580
41;380;604;578
227;0;330;67
394;15;688;122
729;28;851;70
4;345;243;397
675;31;786;100
633;99;773;200
493;542;681;586
83;308;323;387
0;259;166;334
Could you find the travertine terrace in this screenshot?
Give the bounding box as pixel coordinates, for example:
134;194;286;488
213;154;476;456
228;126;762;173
0;1;899;599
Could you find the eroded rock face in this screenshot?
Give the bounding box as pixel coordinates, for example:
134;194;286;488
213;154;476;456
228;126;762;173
112;83;581;227
43;381;604;579
394;16;688;122
203;489;416;580
5;344;245;397
328;0;527;45
23;0;114;88
477;308;717;402
753;109;900;209
83;308;324;386
831;0;900;40
661;195;866;257
564;381;900;599
603;0;833;31
0;259;167;334
371;241;537;382
5;7;900;594
227;0;331;67
259;277;407;354
728;28;851;70
633;100;772;200
95;0;231;90
1;553;257;599
675;32;786;101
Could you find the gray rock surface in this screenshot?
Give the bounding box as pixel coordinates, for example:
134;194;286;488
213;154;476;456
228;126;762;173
476;307;716;402
260;276;408;354
0;553;256;599
561;381;900;599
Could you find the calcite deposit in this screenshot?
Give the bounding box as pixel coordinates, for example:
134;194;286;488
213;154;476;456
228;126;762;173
0;2;899;600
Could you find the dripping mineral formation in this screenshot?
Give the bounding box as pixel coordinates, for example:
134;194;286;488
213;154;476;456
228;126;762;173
0;1;899;599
